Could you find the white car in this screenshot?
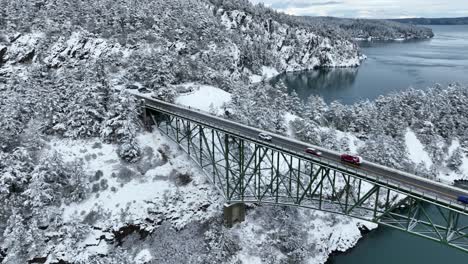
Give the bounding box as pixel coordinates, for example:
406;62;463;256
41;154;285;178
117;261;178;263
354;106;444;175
258;133;273;141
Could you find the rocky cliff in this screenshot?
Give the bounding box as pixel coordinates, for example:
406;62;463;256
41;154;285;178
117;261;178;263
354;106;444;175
0;0;364;93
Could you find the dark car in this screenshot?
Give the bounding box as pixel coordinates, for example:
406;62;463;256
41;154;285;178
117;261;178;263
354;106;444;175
458;195;468;205
341;154;363;165
138;87;151;93
126;84;139;90
305;147;322;157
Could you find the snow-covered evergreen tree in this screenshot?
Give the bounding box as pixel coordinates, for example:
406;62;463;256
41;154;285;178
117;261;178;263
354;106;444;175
447;147;464;172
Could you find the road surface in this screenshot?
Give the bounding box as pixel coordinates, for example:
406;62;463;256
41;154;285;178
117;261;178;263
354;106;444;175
135;94;468;209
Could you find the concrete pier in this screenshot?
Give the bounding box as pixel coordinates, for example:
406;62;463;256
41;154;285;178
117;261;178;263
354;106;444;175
223;203;245;228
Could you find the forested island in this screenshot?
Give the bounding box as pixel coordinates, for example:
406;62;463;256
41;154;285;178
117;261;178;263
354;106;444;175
302;16;434;40
392;17;468;25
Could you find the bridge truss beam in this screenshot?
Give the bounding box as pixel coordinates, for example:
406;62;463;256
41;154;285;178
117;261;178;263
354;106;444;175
148;110;468;253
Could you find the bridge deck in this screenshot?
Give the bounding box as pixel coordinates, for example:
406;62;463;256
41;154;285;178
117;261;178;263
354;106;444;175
136;94;468;213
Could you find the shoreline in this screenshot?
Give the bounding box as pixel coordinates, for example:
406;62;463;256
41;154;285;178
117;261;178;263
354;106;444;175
325;224;374;263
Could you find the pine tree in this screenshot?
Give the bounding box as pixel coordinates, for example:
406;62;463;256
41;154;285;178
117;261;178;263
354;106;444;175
447;147;464;172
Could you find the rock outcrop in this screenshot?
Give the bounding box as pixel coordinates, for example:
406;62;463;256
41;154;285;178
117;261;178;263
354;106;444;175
0;45;7;65
215;8;363;72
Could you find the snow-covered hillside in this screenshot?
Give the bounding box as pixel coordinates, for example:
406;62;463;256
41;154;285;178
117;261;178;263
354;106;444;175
215;8;364;72
38;131;223;263
0;0;365;98
0;0;465;263
304;16;434;41
227;82;468;184
0;128;377;263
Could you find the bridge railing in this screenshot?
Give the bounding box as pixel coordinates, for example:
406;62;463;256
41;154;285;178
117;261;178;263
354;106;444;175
140;96;468;213
146;103;468;253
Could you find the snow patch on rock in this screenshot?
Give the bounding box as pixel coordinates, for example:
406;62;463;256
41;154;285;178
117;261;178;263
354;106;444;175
230;208;377;264
250;66;280;84
448;139;461;156
3;32;43;64
44;32;129;68
134;249;153;263
249;74;263;84
261;66;279;79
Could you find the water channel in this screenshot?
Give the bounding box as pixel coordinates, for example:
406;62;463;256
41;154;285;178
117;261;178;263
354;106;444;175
274;25;468;104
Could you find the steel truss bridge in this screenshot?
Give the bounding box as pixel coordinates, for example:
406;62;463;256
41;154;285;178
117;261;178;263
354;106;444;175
136;95;468;253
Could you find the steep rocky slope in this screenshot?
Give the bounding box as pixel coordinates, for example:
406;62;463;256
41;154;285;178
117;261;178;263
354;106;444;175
213;7;363;72
0;0;363;94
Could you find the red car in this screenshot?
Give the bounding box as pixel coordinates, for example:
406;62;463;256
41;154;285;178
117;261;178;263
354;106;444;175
341;154;363;165
305;147;322;157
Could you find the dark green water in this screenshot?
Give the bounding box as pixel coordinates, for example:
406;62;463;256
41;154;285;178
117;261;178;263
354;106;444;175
328;227;468;264
275;25;468;104
328;204;468;263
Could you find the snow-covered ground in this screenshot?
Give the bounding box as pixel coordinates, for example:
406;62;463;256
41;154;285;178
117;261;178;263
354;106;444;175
230;208;377;264
404;128;433;169
249;66;280;84
175;83;232;115
39;127;381;263
46;131;223;262
134;249;153;264
284;112;298;137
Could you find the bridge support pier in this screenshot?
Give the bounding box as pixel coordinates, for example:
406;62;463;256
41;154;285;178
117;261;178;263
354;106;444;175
223;203;245;228
141;107;165;132
140;100;153;131
142;109;151;131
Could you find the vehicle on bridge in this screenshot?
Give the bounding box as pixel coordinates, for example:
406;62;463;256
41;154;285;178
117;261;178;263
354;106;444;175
341;154;363;165
258;133;272;142
305;147;322;157
458;195;468;204
138;95;468;252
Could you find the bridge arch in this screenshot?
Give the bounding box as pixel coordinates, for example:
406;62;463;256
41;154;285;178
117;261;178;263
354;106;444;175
140;97;468;254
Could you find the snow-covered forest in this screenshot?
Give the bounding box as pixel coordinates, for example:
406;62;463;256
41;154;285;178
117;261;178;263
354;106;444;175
0;0;460;263
303;17;434;41
226;82;468;182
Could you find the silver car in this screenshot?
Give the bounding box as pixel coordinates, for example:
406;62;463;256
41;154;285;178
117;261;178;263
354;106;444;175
258;133;273;141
